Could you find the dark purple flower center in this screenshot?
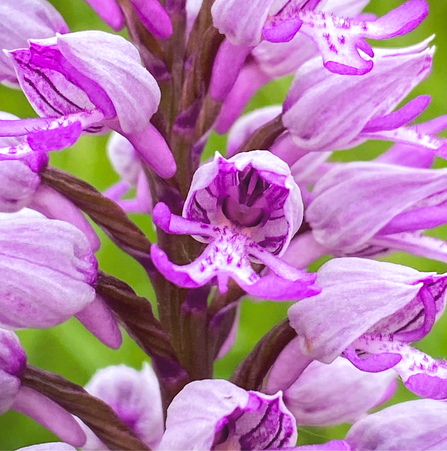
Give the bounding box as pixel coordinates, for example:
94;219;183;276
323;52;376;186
212;396;294;451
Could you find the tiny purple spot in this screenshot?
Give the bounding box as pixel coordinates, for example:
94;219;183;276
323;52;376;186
338;35;345;44
329;44;338;54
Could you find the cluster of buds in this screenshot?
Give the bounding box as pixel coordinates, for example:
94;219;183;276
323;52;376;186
1;0;447;450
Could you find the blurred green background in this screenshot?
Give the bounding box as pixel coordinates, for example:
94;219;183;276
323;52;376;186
1;0;447;448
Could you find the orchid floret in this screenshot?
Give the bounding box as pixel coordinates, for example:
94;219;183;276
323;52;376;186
281;39;435;160
80;363;164;450
0;31;176;178
151;151;319;300
288;257;447;398
306;161;447;261
159;379;297;450
211;0;427;76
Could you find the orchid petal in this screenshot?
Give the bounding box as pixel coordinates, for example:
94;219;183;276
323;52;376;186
107;132;142;186
370;232;447;264
362;122;447;156
76;295;122;350
7;47;97;118
284;357;397;426
376;115;447;168
265;336;314;394
283;40;433;153
280;232;329;270
210;40;252;102
122;123;176;179
307;162;447;252
343;345;402;372
82;0;124;30
56;31;161;133
82;363;164;449
288;258;430;363
30;184;101;252
362;95;431;133
12;387;86;447
151;233;259;294
211;0;278;47
215;64;272;135
0;160;41;213
0;215;97;329
294;441;351;450
346;399;447;451
358;338;447;399
153;202;217;239
298;1;428;75
242;272;320;301
0;0;68;85
130;0;173;39
17;444;77;451
184;151;302;256
0;329;26;415
159;379;297;451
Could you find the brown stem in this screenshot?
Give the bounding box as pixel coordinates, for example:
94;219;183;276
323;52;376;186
234;114;285;154
208;303;238;363
22;366;150;451
180;286;214;380
96;272;190;411
40;167;151;256
230;319;297;391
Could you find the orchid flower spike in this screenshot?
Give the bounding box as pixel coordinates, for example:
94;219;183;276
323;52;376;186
288;257;447;399
305;161;447;263
0;210;121;349
0;30;176;178
0;0;69;87
151;151;319;301
80;363;164;450
278;39;439;164
0;329;87;448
